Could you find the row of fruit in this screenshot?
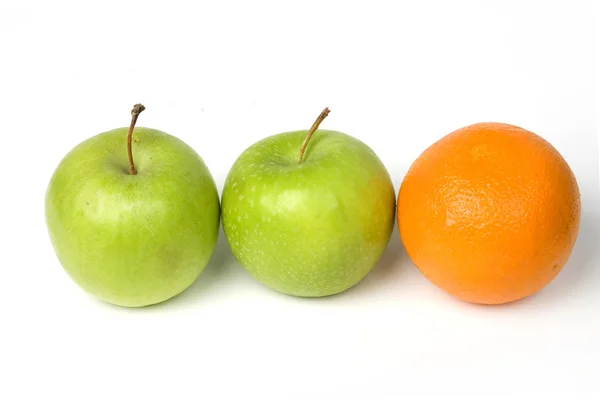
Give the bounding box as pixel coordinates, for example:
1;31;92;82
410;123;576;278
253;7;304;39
45;105;581;308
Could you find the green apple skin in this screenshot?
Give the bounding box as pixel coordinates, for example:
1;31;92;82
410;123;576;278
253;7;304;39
45;127;220;307
222;129;396;297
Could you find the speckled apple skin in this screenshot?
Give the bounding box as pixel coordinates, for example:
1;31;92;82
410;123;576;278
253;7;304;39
222;129;396;297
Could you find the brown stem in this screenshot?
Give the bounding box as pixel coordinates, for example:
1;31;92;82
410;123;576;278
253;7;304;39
127;103;146;175
297;107;330;163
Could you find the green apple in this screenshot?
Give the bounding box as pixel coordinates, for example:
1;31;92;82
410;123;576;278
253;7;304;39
222;108;396;297
45;104;220;307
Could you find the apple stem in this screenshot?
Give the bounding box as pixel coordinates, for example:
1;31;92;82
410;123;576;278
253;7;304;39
297;107;330;163
127;103;146;175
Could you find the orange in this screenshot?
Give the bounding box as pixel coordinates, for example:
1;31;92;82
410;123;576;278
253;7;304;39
397;122;581;305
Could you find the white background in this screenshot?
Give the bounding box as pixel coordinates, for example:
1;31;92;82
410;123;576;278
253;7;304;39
1;0;599;398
